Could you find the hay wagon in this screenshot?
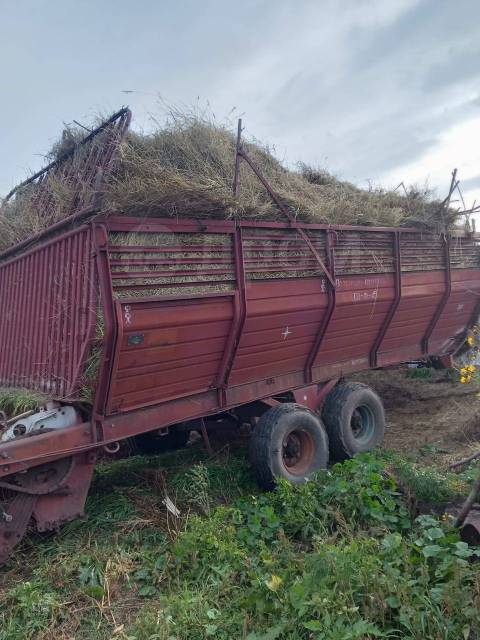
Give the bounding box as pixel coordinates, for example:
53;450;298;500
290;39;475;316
0;108;479;563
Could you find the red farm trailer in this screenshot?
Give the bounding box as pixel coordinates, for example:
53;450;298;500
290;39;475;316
0;109;479;563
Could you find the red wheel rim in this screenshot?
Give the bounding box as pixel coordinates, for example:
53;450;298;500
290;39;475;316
281;428;315;475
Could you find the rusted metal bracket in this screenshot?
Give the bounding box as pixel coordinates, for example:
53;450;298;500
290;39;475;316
292;378;339;411
200;418;214;457
422;236;451;355
369;232;402;367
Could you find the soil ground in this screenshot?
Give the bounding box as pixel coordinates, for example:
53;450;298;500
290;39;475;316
354;368;480;463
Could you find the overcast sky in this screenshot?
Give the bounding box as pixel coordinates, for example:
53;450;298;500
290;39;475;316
1;0;479;214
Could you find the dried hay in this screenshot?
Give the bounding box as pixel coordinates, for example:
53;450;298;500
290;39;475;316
106;113;449;229
0;109;459;255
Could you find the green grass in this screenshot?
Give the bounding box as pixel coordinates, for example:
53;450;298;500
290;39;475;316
0;387;47;418
0;445;479;639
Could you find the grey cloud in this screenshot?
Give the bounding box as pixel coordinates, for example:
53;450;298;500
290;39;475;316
460;175;480;192
253;0;480;184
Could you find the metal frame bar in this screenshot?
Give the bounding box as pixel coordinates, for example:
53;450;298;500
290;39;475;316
369;231;402;367
92;224;117;426
217;227;248;403
304;230;337;383
4;107;131;202
422;236;452;355
104;214;451;237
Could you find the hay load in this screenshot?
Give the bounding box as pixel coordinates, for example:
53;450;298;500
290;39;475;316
0;109;460;253
106;117;443;227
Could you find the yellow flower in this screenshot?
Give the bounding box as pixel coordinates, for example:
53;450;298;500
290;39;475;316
468;365;476;372
460;367;467;375
467;335;475;346
460;376;467;383
265;575;283;592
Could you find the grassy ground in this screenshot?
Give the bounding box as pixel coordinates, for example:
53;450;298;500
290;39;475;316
1;371;480;639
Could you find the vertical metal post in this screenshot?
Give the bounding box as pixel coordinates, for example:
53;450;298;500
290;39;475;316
219;227;248;400
369;231;402;367
92;223;117;431
422;236;451;355
304;230;337;383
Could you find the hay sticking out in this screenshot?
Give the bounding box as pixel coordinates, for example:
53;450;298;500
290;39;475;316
0;109;458;254
0;387;48;419
76;306;105;404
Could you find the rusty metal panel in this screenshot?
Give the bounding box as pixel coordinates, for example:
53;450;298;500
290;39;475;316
310;273;396;373
100;218;480;421
106;294;235;413
377;271;449;365
0;212;477;471
0;226;96;397
429;268;480;355
228;277;327;387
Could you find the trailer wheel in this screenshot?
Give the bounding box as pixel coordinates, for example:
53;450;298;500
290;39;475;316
249;403;329;489
133;427;189;455
322;382;385;461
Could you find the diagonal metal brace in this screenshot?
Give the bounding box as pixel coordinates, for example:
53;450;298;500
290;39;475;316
233;120;336;289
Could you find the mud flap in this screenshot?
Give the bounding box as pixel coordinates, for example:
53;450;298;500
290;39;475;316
0;494;38;565
33;453;96;532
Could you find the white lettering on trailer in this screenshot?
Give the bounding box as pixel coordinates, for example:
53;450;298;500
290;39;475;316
353;290;378;302
124;305;133;325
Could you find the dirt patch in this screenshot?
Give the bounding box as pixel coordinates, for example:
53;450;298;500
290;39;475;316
353;369;480;459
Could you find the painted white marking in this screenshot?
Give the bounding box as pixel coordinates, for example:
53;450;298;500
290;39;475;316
124;305;132;326
282;326;291;340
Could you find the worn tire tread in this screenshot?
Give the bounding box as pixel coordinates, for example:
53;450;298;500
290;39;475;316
250;403;327;489
322;382;384;461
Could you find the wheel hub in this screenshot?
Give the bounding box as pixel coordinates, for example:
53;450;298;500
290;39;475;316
282;428;315;475
350;405;375;443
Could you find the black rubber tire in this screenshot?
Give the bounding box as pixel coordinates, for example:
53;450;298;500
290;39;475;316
133;428;189;455
249;403;329;490
322;382;385;461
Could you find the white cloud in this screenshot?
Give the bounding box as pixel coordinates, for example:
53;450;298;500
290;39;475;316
382;115;480;214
